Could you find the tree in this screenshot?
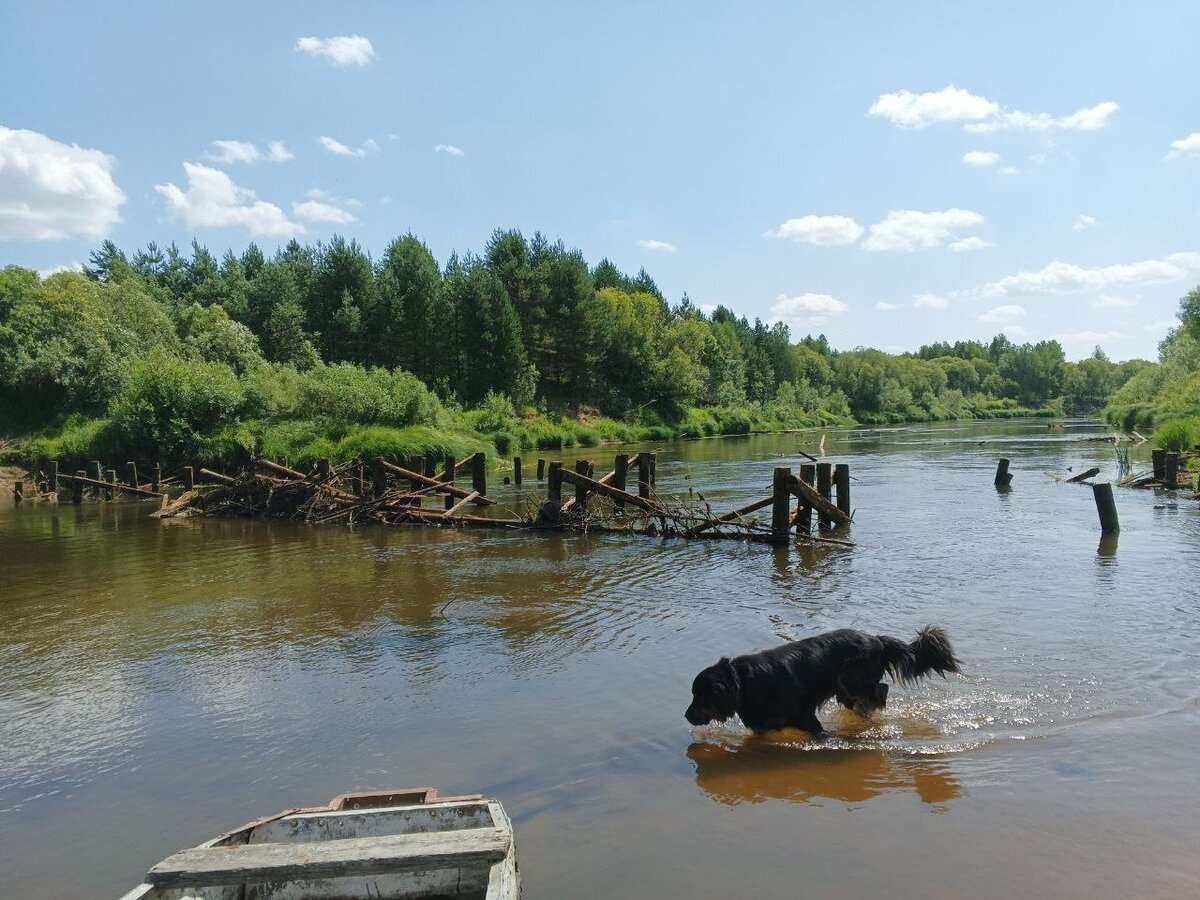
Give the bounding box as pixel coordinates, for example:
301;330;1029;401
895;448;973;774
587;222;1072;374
372;235;442;375
443;258;526;404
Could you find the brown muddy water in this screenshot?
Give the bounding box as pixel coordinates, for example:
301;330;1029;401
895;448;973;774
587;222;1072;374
2;420;1199;899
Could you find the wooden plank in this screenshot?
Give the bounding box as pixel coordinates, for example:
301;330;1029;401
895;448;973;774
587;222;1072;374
442;491;480;518
375;459;493;505
146;828;511;888
686;495;773;537
789;474;850;526
557;467;661;513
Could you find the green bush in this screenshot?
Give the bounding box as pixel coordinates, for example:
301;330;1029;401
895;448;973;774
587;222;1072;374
292;364;441;427
1152;416;1200;452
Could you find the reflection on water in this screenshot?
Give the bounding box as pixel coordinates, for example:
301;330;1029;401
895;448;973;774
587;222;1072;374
687;738;962;808
2;420;1199;899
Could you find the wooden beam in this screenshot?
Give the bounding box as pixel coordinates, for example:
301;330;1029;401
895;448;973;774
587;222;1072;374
256;457;307;480
375;459;493;505
199;468;236;485
686;495;774;536
64;472;164;498
789;474;850;526
557;467;661;513
146;828;511;888
442;491;481;517
1066;467;1101;483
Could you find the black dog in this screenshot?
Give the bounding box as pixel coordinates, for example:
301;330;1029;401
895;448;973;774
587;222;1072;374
685;626;960;735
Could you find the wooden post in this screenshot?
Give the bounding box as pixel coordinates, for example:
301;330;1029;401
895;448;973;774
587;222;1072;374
613;454;629;511
1092;482;1119;533
317;457;331;481
547;461;563;507
1164;452;1180;488
798;463;815;533
537;458;546;481
105;469;116;502
48;460;59;493
649;452;657;487
638;453;651;498
471;452;487;496
127;461;139;489
1151;448;1166;481
278;454;290;469
93;460;103;499
574;459;590;512
354;460;365;497
183;466;195;490
424;457;438;479
13;481;23;504
771;466;792;546
410;456;425;507
372;458;387;498
152;463;162;494
513;456;522;485
816;462;833;529
442;454;456;510
72;471;85;504
835;463;850;520
994;458;1012;487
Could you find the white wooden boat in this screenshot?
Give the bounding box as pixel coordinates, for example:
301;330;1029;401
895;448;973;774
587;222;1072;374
118;788;519;900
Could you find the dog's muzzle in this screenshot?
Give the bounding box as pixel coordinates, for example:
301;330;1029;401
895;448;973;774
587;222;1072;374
685;704;712;726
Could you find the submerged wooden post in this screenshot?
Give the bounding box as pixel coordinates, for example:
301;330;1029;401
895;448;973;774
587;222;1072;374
442;455;456;510
1164;452;1180;487
151;463;162;494
816;462;833;529
994;458;1012;487
547;461;563;507
574;459;590;512
183;466;195;490
372;458;387;498
537;458;546;481
1093;482;1119;533
126;462;139;489
471;452;487;497
513;456;522;485
1151;448;1166;481
835;463;850;520
105;469;116;501
771;466;792;546
797;463;815;533
72;470;85;504
613;454;629;511
637;453;651;499
48;460;59;494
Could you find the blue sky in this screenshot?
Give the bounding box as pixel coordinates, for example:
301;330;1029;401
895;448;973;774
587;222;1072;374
2;1;1198;361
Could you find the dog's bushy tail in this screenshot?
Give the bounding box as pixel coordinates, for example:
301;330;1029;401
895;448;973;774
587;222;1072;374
878;626;961;684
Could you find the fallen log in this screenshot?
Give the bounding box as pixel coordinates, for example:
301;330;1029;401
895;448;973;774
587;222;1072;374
375;459;493;506
685;496;773;537
557;467;663;514
1067;467;1102;483
442;491;481;517
199;468;236;485
64;472;163;498
789;475;850;526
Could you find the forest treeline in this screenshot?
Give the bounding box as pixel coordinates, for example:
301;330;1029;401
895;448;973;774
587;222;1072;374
0;230;1156;468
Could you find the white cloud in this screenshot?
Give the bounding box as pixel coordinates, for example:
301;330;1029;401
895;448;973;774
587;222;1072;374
949;236;994;252
305;187;362;208
1092;294;1135;309
294;35;375;67
768;292;849;329
205;139;293;164
1002;325;1028;337
964;100;1119;134
292;199;357;224
874;301;902;311
982;252;1200;297
869;87;1117;134
912;293;950;309
638;239;676;253
1165;132;1200;160
868;86;1000;129
0;125;126;240
316;135;370;158
980;304;1027;324
963;150;1000;167
37;261;83;277
766;214;863;246
862;208;984;252
999;166;1020;176
1056;330;1124;345
154;162;303;237
1073;214;1098;231
434;143;465;157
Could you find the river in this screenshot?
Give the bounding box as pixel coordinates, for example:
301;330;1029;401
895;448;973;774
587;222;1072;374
2;419;1198;898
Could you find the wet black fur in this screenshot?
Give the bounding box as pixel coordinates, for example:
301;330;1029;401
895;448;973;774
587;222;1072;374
685;626;961;735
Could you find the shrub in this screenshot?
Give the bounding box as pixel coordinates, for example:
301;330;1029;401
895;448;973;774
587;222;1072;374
1152;416;1200;452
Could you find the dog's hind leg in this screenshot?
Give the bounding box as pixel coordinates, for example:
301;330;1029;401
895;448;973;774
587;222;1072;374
837;656;889;718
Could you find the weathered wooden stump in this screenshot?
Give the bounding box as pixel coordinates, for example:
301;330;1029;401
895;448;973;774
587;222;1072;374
816;462;833;529
797;463;815;533
1151;448;1166;481
73;471;85;504
13;481;23;504
1092;482;1119;533
638;454;651;499
442;455;456;510
48;460;59;493
835;463;850;520
372;458;387;498
513;456;522;485
536;458;545;481
471;453;487;497
771;466;792;546
127;461;139;489
183;466;195;490
106;469;116;502
1164;452;1180;488
994;458;1012;487
574;459;590;512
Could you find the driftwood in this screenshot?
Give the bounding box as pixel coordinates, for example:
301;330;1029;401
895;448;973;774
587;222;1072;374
1066;467;1102;483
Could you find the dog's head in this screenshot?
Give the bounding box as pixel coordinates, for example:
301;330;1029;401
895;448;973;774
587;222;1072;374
685;658;740;726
